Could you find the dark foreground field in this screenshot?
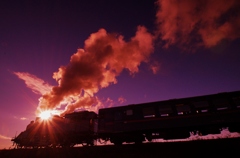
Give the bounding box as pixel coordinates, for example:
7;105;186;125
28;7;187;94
1;138;240;158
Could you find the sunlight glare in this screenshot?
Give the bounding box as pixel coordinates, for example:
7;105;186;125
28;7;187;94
39;110;52;120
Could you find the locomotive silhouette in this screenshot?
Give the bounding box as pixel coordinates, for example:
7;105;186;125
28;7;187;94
12;91;240;148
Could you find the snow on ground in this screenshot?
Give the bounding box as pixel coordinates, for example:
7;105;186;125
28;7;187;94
151;128;240;143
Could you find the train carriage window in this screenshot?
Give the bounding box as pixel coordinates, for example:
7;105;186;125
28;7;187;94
101;112;114;122
142;107;155;118
125;109;133;116
232;97;240;108
176;104;191;115
159;105;173;116
212;99;229;110
193;101;209;113
114;111;123;121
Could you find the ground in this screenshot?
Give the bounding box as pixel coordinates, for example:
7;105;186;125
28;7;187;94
0;138;239;158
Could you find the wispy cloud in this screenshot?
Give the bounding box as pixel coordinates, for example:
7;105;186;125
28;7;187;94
13;116;28;121
0;134;11;140
150;61;160;74
20;117;27;120
118;96;127;104
13;72;52;95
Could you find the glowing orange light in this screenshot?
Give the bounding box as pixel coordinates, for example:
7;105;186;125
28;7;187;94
39;110;52;120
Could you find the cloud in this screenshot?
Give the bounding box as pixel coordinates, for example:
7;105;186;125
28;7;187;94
105;97;114;108
20;117;27;120
156;0;240;48
149;61;160;74
13;116;28;121
118;96;127;104
0;134;11;140
13;72;52;95
38;26;154;115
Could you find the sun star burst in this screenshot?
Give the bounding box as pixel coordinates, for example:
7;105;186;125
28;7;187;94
39;110;52;120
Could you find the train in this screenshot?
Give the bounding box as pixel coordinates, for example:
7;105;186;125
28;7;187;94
11;90;240;148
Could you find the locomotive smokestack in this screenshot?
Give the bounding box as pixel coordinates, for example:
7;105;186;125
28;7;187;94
37;26;154;116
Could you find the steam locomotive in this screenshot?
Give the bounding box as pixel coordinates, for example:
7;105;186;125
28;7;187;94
12;90;240;148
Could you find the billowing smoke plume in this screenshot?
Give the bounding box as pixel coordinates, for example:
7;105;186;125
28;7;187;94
18;0;240;116
156;0;240;48
38;26;154;116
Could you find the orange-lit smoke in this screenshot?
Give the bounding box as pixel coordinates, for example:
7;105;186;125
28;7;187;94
38;26;154;116
156;0;240;48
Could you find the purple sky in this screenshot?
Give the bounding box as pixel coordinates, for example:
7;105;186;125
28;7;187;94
1;0;240;149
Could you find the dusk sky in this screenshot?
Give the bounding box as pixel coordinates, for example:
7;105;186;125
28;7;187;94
1;0;240;149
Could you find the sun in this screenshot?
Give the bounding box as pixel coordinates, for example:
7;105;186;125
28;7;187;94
39;110;52;120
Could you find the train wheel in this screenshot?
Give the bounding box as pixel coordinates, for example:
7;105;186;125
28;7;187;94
134;140;142;144
16;144;22;149
135;134;144;144
199;128;220;135
113;140;122;145
61;142;74;148
88;140;95;146
51;144;56;148
82;143;88;147
146;133;152;142
83;139;95;146
228;126;240;133
32;146;38;149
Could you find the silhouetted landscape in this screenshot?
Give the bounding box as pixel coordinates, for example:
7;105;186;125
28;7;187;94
1;138;239;158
